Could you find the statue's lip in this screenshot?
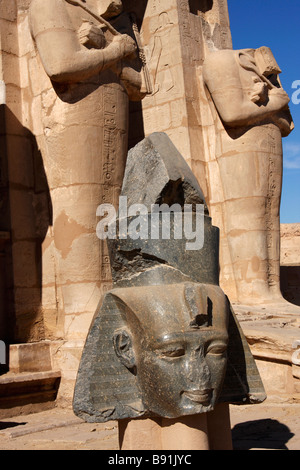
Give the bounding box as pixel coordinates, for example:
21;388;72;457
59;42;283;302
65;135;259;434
183;389;213;404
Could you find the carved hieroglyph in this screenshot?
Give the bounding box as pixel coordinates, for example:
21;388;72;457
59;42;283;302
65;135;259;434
29;0;146;345
203;47;294;304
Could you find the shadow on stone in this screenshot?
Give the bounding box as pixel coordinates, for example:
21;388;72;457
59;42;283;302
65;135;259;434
189;0;213;15
232;418;294;450
0;106;53;344
0;421;27;431
280;266;300;307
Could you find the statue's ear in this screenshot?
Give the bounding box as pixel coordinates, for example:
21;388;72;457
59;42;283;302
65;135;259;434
113;329;136;371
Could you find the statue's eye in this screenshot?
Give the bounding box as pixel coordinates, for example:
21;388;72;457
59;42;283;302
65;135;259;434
206;343;227;356
161;347;185;358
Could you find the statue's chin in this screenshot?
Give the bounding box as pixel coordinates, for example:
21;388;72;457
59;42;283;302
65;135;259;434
145;392;216;419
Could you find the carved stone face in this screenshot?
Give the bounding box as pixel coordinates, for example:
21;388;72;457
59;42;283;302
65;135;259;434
96;0;123;18
114;283;229;418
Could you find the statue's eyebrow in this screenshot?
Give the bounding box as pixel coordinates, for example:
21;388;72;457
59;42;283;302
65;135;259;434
151;333;185;348
207;334;229;346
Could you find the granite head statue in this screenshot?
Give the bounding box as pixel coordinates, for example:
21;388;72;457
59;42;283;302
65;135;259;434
73;133;266;423
113;282;229;417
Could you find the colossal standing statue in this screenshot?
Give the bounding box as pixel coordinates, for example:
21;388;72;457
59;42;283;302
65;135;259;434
29;0;147;338
203;47;294;305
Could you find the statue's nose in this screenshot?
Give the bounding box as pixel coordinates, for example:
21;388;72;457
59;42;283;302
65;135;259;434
185;349;211;389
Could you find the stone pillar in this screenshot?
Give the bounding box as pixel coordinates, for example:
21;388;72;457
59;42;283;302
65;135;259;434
119;415;211;450
135;0;232;193
131;0;235;298
119;404;232;450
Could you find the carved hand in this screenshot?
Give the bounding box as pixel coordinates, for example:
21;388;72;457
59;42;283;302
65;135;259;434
111;34;137;59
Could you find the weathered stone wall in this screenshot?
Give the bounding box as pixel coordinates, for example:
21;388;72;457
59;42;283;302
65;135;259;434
281;224;300;266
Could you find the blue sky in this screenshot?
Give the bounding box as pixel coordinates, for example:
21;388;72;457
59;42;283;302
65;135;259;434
227;0;300;223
